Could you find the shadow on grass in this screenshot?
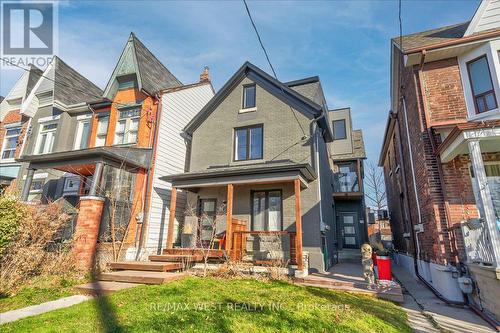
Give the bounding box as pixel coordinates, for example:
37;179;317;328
303;285;409;331
90;268;123;333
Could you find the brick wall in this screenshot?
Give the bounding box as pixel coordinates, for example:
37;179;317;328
73;196;105;271
421;58;468;125
0;110;29;160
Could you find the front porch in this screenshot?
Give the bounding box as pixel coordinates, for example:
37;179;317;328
439;121;500;267
162;163;319;274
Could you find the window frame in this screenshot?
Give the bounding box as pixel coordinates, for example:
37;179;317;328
233;124;264;161
34;121;58;155
94;112;110;147
466;55;498;114
242;84;256;110
113;108;140;145
250;189;283;231
74;117;92;150
1;125;21;161
333;119;347;140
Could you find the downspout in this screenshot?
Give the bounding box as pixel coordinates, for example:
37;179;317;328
310;112;325;226
401;50;466;306
136;93;163;258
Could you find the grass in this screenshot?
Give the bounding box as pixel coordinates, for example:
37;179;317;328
0;274;86;313
2;276;410;333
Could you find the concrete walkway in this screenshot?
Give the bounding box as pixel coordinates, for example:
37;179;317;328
392;265;496;333
0;295;93;325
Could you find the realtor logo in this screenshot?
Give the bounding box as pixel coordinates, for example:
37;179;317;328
1;1;57;68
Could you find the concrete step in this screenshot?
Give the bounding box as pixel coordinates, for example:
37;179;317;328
108;261;183;272
99;270;187;285
149;254;202;262
74;281;140;296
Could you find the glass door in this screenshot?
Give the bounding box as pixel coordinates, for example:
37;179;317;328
198;199;217;247
340;212;359;249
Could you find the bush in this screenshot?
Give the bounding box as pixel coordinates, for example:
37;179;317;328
0;199;76;296
0;195;25;254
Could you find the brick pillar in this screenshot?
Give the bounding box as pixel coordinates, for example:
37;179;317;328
73;196;105;271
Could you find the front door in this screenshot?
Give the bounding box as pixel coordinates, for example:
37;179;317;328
340;212;359;249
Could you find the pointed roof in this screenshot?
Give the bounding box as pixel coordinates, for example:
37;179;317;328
0;64;43;121
465;0;500;36
21;56;102;117
184;61;333;141
103;33;182;99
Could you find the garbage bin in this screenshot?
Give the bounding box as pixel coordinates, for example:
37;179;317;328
377;255;392;281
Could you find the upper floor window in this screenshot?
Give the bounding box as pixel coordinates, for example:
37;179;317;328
95;113;109;147
35;122;57;155
333;119;346;140
234;125;263;161
242;84;256;109
114;108;140;145
333;161;359;193
467;55;498;114
1;126;21;160
74;118;91;150
117;74;138;91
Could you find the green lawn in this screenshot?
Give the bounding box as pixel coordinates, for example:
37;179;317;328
0;275;86;313
2;277;410;333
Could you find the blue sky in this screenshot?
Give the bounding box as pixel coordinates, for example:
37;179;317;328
0;0;480;165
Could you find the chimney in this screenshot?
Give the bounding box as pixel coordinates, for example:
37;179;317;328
199;66;210;82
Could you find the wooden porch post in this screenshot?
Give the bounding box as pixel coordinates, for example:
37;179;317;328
166;187;177;249
294;179;304;270
226;184;234;257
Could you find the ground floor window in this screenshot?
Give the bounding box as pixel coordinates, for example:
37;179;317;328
470;162;500;222
251;190;282;231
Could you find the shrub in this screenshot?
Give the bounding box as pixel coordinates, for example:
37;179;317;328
0;195;25;254
0;199;76;296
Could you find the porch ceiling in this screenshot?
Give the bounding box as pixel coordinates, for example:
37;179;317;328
439;125;500;163
17;146;152;172
162;162;316;189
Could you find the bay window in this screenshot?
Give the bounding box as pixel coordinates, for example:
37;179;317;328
1;126;21;160
35;122;57;154
114;108;140;145
467;55;498;114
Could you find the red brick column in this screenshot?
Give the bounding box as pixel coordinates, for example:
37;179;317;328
73;196;105;271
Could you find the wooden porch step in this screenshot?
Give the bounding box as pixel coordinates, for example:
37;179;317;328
162;248;226;259
149;254;203;262
108;261;183;272
99;270;187;285
74;281;140;296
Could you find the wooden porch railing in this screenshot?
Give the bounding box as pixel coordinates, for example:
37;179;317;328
231;229;297;264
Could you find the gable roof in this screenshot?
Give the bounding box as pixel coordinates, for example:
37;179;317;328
184;61;332;140
465;0;500;36
392;22;470;53
103;33;182;99
21;56;102;117
0;64;43;121
52;56;103;105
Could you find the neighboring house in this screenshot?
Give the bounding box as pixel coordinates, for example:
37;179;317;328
16;56;103;202
0;65;43;188
16;33;214;269
163;62;335;274
328;108;367;259
379;0;500;322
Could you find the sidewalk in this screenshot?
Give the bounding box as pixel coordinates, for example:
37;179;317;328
392;265;496;333
0;295;93;325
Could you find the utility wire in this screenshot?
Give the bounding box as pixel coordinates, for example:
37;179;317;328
242;0;308;139
1;57;131;109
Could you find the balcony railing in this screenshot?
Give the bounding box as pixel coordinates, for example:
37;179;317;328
333;171;359;193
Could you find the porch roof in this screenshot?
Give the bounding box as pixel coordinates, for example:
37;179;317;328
17;146;152;173
438;120;500;163
161;162;316;189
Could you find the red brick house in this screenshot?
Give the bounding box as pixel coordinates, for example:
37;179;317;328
379;0;500;323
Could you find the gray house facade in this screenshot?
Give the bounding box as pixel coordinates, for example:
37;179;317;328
164;62;336;273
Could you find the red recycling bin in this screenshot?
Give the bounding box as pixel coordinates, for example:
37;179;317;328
376;255;392;281
372;252;378;266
